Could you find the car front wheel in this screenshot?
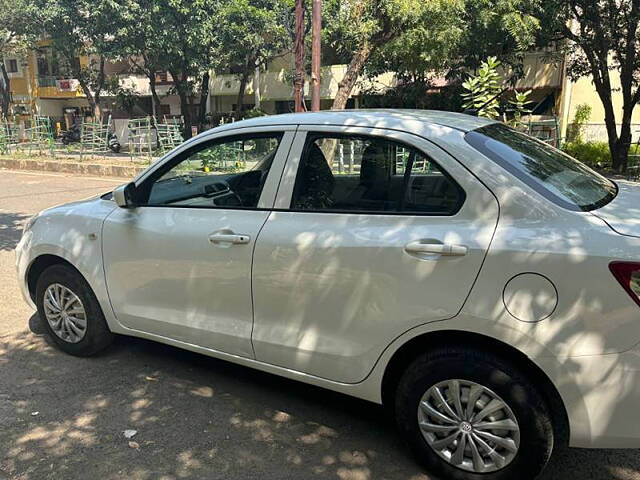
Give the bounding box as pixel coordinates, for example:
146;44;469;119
36;264;114;356
395;347;554;480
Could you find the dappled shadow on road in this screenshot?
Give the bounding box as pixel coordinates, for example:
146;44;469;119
0;324;430;480
1;323;639;480
0;212;28;251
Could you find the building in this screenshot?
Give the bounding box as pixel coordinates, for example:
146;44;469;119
2;43;186;130
3;44;639;144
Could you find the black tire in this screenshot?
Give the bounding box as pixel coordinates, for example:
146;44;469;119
35;264;114;356
395;347;553;480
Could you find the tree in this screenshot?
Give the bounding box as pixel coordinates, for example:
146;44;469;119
324;0;544;110
215;0;291;119
549;0;640;172
323;0;430;109
141;0;220;136
32;0;135;118
108;0;166;120
448;0;543;75
0;0;37;117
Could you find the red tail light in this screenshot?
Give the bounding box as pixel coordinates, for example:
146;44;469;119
609;262;640;307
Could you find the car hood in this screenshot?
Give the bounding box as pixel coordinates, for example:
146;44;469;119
592;180;640;238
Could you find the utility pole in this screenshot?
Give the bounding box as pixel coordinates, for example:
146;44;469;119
293;0;305;112
310;0;322;111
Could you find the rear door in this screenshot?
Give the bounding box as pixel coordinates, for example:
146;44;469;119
251;126;499;382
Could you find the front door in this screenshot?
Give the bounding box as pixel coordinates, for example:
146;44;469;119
102;128;294;357
251;127;499;382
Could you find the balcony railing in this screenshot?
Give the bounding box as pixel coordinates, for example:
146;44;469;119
37;76;57;88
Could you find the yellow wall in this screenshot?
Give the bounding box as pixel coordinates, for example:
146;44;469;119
7;45;89;109
565;73;640;124
559;68;640;142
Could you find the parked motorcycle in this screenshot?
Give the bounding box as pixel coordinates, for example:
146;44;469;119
107;132;121;153
60;123;81;145
60;124;121;153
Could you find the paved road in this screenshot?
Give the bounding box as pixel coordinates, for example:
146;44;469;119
0;169;638;480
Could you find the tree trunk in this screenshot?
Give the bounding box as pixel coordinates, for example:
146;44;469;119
198;70;210;130
235;67;250;120
0;58;11;118
148;75;162;121
77;77;98;119
170;70;192;138
179;89;191;138
331;43;374;110
74;57;106;120
612;139;632;172
93;56;105;119
613;106;634;172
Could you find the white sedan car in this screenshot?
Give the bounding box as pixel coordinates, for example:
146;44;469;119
16;110;640;480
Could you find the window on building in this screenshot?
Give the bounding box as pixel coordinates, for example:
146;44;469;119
6;59;18;73
37;55;49;76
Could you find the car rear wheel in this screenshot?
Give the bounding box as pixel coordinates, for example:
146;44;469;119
36;264;114;356
395;347;554;480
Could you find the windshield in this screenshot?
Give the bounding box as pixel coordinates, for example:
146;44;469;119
465;123;617;211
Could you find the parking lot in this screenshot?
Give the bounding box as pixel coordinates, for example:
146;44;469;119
1;169;639;480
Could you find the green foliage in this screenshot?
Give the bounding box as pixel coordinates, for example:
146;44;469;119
442;0;544;75
461;56;502;119
0;0;39;116
354;0;465;78
361;82;464;111
242;107;268;119
546;0;640;171
562;141;611;168
215;0;290;72
509;90;532;129
567;103;592;143
196;143;245;172
113;84;139;116
214;0;291;116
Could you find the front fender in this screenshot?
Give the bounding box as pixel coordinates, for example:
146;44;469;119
18;198;122;332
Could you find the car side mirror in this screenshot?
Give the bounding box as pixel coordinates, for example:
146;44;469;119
113;182;138;208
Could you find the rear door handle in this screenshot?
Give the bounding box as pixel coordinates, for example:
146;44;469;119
404;241;468;256
208;233;251;245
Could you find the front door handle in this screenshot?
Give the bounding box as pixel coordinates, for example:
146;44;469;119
208;233;251;245
404;241;468;256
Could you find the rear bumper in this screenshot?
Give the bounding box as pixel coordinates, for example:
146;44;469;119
544;344;640;448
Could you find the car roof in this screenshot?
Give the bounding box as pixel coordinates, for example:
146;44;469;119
212;109;496;134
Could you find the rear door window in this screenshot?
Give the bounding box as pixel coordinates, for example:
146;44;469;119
290;135;465;215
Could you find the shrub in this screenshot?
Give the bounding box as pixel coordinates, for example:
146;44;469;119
566;103;592;143
562;141;611;168
242;107;268;119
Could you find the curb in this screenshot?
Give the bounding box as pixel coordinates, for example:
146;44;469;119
0;157;147;178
